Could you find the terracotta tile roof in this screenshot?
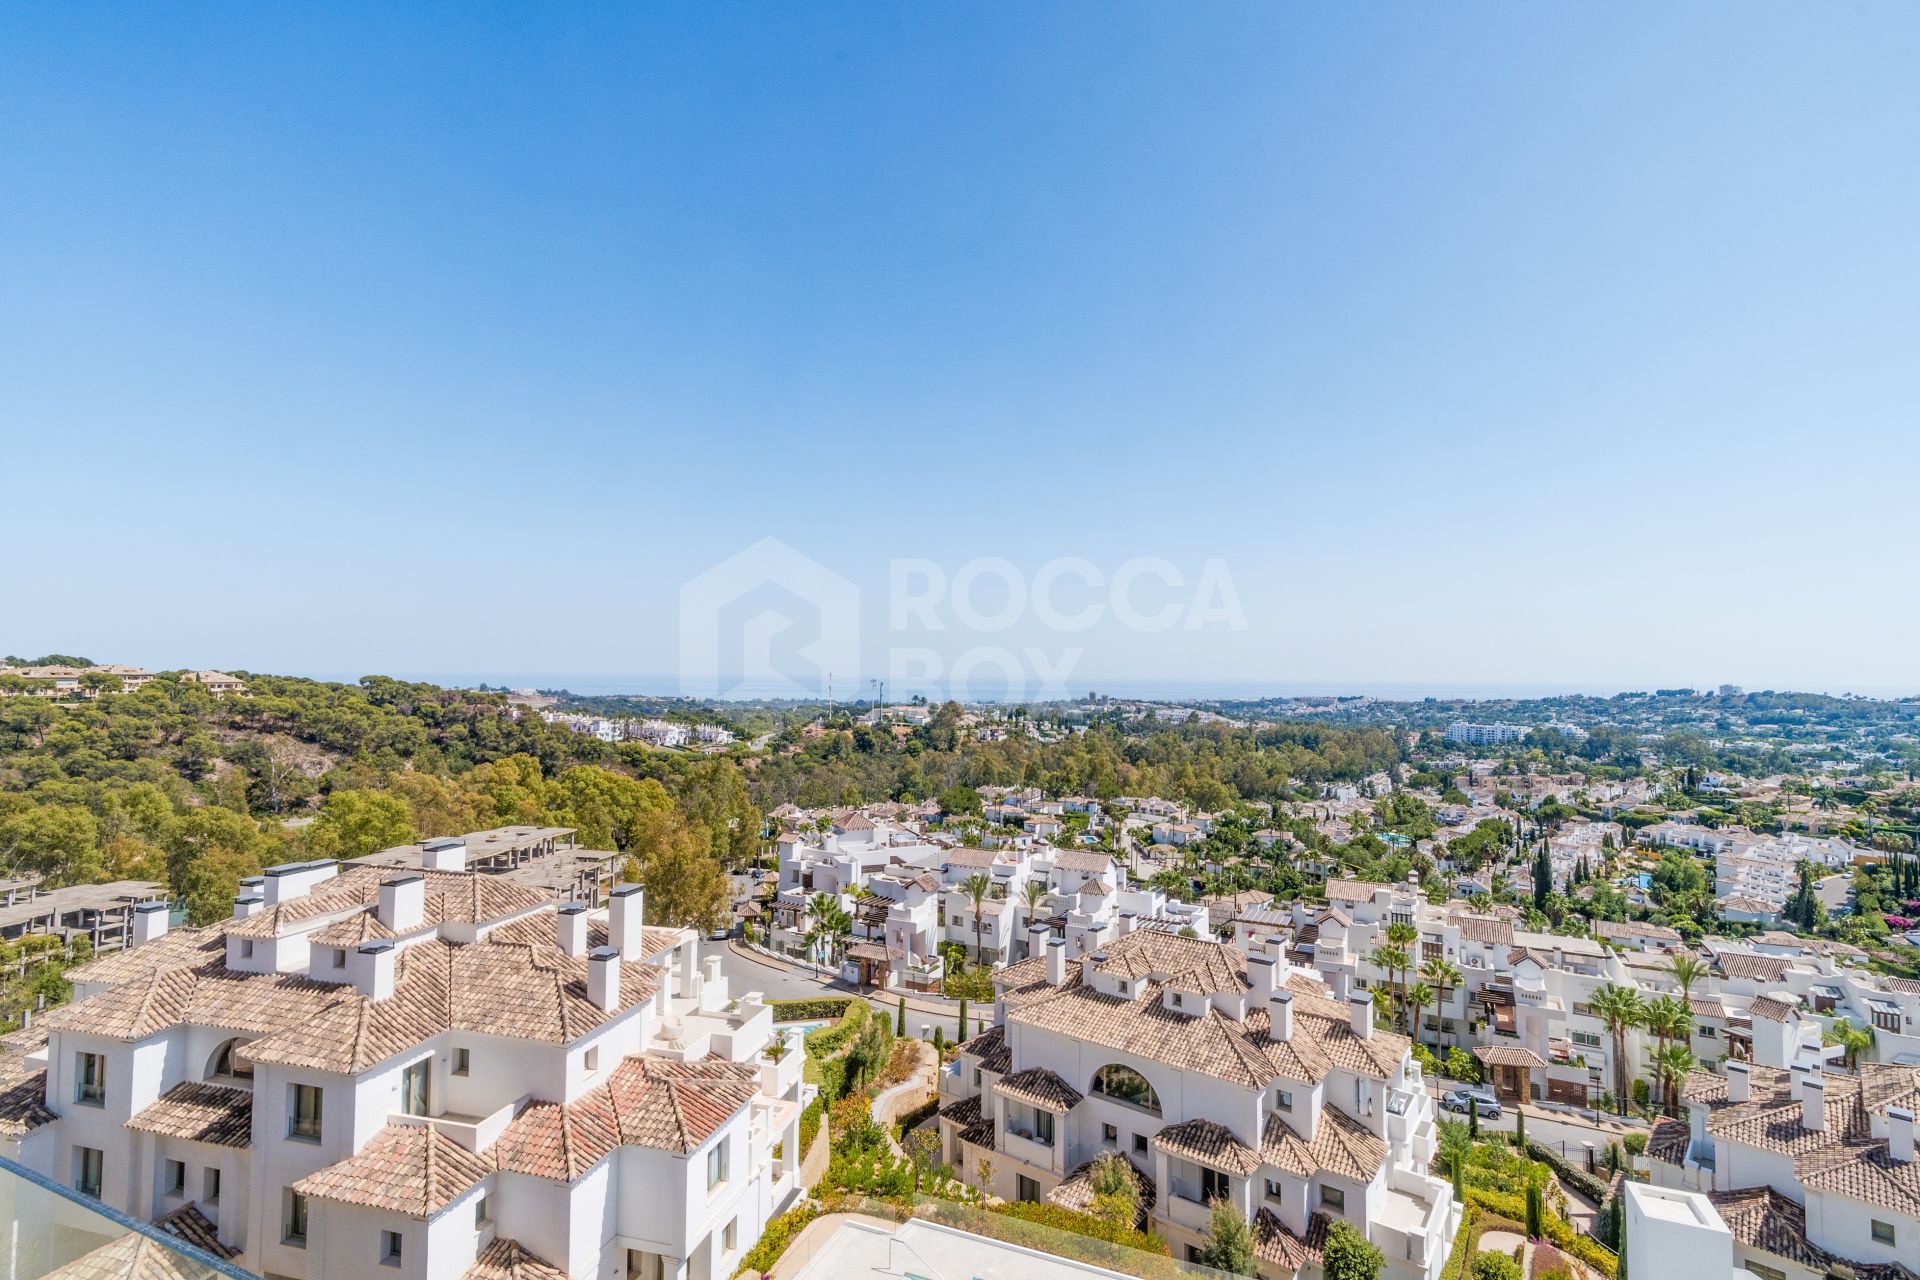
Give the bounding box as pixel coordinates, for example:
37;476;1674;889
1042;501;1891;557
1474;1045;1549;1070
1047;1156;1156;1219
1093;929;1249;995
465;1239;570;1280
1052;849;1114;873
1707;1186;1920;1280
1688;997;1727;1019
1748;995;1797;1021
1693;1063;1920;1159
307;909;398;946
41;967;201;1041
1253;1208;1328;1271
296;1121;492;1218
1590;919;1682;942
0;1058;56;1136
1647;1117;1691;1165
1262;1105;1388;1182
1796;1139;1920;1215
943;848;999;868
225;866;547;940
1717;952;1793;982
993;1067;1084;1111
1154;1117;1262;1175
940;1094;983;1128
153;1203;238;1260
64;927;226;988
1449;915;1515;946
958;1024;1011;1074
494;1055;761;1176
1325;879;1388;904
1007;983;1277;1088
126;1082;253;1148
37;1231;212;1280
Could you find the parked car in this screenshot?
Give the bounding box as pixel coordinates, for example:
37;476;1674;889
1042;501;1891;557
1440;1088;1501;1119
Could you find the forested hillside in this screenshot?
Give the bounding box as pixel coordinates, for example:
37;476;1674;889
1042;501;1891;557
0;671;1400;928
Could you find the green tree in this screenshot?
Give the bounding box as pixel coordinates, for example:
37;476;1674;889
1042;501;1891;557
1087;1152;1141;1229
634;811;729;931
307;789;416;859
1197;1197;1256;1276
1322;1218;1384;1280
0;804;102;885
961;872;994;964
1420;956;1463;1051
1591;984;1647;1116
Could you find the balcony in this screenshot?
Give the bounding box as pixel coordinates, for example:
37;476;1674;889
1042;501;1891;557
0;1154;249;1278
392;1094;523;1152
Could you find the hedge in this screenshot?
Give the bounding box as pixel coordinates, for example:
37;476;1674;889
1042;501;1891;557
772;996;858;1022
804;1000;869;1057
986;1200;1169;1255
798;1096;824;1155
893;1095;940;1136
1462;1189;1613;1277
1525;1139;1610;1204
732;1200;821;1277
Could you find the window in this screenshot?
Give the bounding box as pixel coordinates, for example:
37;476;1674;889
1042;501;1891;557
74;1146;103;1198
283;1189;309;1245
723;1219;738;1255
1200;1167;1231;1202
1016;1174;1040;1202
707;1141;729;1190
1872;1220;1895;1246
1102;1123;1118;1143
204;1168;222;1204
289;1083;323;1141
1132;1134;1148;1155
1321;1185;1346;1213
1276;1089;1293;1111
476;1194;493;1228
380;1230;403;1266
164;1160;186;1196
209;1039;253;1080
1090;1064;1161;1114
1265;1178;1283;1201
1033;1109;1054;1145
1873;1008;1901;1033
1572;1031;1602;1049
453;1047;471;1076
585;1046;600;1073
401;1060;431;1117
330;947;347;970
1699;1026;1717;1038
1741;1265;1787;1280
239;939;254;959
75;1052;106;1106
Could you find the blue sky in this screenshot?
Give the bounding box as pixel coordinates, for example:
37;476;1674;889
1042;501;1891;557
4;4;1918;697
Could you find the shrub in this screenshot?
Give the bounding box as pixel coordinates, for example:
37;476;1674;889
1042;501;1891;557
1622;1131;1648;1157
805;1000;869;1056
771;996;857;1022
732;1200;820;1277
798;1097;824;1154
1524;1140;1609;1203
984;1201;1170;1256
1473;1255;1522;1280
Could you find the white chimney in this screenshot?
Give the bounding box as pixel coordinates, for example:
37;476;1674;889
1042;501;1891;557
233;893;264;920
1025;924;1048;960
377;875;425;933
1265;934;1288;963
1890;1105;1915;1163
610;883;645;961
1046;938;1068;986
1725;1060;1750;1104
420;837;467;873
557;905;589;957
351;941;396;1001
1118;910;1137;936
132;901;169;946
262;859;338;906
1248;953;1277;1003
1802;1074;1826;1131
1349;991;1375;1040
1790;1064;1810;1101
587;946;620;1012
1271;989;1294;1041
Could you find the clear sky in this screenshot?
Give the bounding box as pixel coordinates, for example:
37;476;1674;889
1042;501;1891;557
4;4;1918;698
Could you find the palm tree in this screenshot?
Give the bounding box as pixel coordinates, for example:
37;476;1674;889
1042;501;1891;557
961;872;994;965
1021;879;1050;957
1591;984;1647;1115
1642;995;1693;1110
1407;981;1435;1053
1369;945;1411;1032
1668;953;1708;1004
1655;1043;1696;1116
1420;957;1463;1051
1823;1019;1875;1073
807;892;841;971
1385;921;1420;1030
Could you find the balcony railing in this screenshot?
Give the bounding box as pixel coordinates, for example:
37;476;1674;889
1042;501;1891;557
0;1154;254;1279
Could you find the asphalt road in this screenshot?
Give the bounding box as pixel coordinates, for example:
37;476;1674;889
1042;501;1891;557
716;939;975;1042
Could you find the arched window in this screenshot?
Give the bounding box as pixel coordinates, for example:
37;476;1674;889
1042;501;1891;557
207;1038;252;1081
1090;1064;1160;1114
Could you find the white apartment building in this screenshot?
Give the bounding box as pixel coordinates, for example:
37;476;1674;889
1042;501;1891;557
1444;723;1526;747
938;927;1456;1280
1653;1049;1920;1280
2;850;805;1280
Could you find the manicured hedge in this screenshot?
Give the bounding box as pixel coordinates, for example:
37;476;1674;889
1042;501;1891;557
798;1096;824;1155
986;1200;1170;1255
804;1000;869;1056
771;996;858;1022
1525;1139;1610;1204
731;1201;821;1277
